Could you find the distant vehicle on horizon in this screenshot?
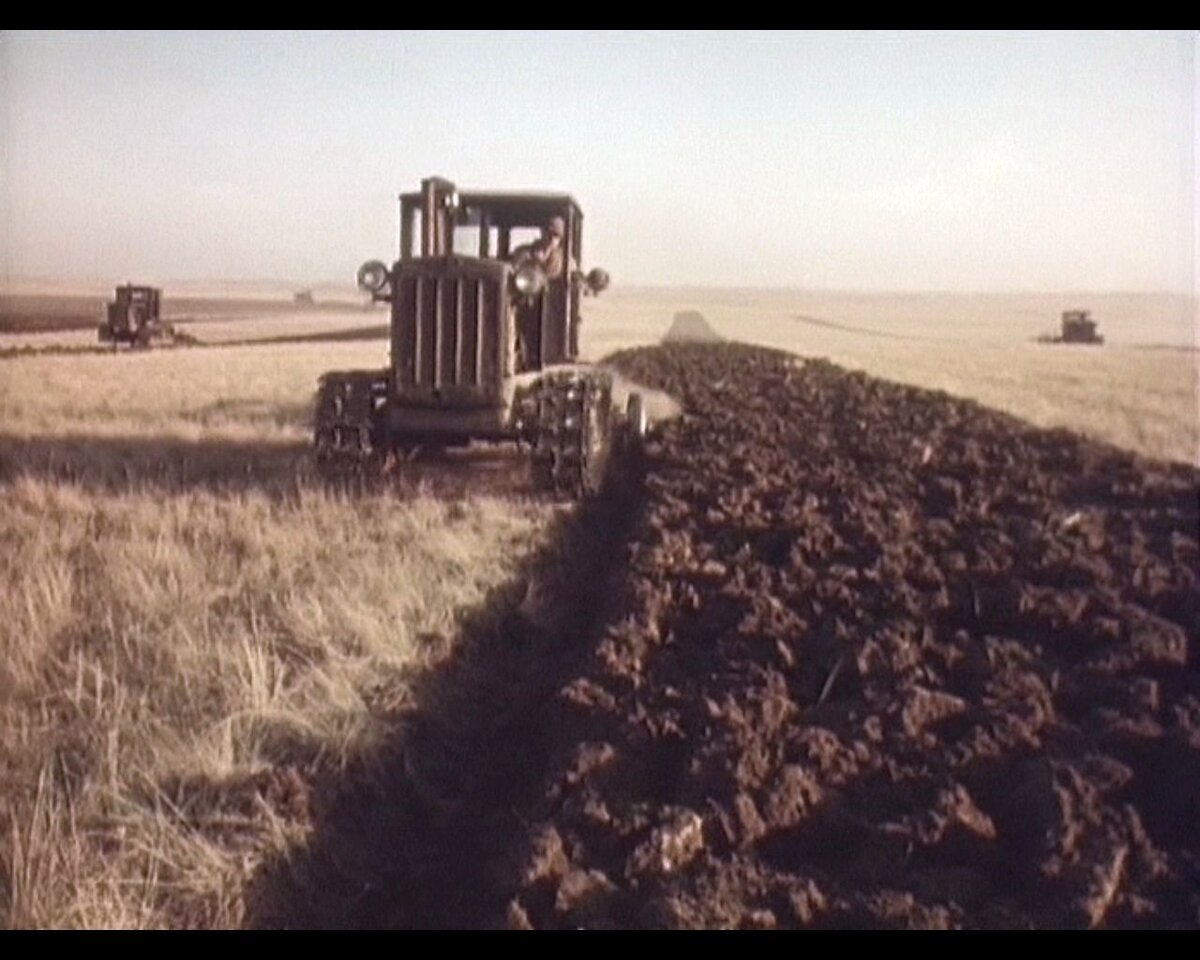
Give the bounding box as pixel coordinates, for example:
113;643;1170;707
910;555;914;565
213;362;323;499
1037;309;1104;346
98;284;177;348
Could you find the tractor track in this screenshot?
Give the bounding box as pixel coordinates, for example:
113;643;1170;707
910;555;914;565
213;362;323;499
253;341;1199;929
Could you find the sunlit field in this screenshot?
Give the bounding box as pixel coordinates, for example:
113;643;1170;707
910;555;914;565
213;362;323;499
8;284;1194;467
586;288;1198;465
0;282;378;351
0;338;556;928
0;282;1195;927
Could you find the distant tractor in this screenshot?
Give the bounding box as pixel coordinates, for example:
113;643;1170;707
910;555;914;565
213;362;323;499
98;285;175;347
1060;310;1103;344
1039;309;1104;346
294;289;315;306
314;175;644;496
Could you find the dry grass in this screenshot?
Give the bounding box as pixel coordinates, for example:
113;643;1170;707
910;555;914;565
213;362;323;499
586;288;1199;465
0;341;553;928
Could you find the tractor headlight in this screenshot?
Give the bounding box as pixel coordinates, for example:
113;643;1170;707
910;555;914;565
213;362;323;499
513;262;547;298
585;267;610;294
356;260;390;295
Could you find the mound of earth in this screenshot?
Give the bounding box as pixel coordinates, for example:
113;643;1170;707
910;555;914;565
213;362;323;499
505;343;1198;929
663;311;723;344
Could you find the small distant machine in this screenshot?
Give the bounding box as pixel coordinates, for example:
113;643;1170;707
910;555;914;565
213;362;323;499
1038;309;1104;346
98;285;176;347
1060;310;1104;344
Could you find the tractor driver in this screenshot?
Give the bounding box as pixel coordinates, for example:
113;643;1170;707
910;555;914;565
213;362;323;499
510;216;568;280
510;216;573;372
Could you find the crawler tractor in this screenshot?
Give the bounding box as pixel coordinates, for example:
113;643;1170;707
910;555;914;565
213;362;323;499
1037;309;1105;346
98;285;176;347
1059;310;1104;344
314;176;646;496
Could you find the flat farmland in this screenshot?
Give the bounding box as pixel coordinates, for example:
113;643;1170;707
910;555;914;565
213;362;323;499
1;285;1195;928
586;289;1198;466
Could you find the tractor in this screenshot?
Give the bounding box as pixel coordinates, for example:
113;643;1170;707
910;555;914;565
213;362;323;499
1059;310;1104;344
98;285;176;347
1038;309;1105;346
313;176;646;496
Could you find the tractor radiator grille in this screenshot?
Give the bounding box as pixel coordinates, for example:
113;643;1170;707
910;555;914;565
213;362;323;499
392;261;507;402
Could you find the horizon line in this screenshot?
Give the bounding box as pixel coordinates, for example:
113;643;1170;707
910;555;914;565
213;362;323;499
2;274;1195;302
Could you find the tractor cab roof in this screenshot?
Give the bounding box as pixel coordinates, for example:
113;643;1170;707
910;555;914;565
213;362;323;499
399;188;581;228
111;285;160;303
397;178;585;261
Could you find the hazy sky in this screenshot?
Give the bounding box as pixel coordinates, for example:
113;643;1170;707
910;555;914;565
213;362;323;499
1;30;1195;292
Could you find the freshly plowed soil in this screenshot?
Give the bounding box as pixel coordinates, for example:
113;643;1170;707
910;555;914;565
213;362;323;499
516;342;1198;929
255;342;1198;929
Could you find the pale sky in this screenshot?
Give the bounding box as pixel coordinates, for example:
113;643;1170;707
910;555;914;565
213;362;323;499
0;30;1195;292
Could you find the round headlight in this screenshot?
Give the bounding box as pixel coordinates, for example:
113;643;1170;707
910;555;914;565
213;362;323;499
356;260;390;294
586;267;610;294
513;262;547;297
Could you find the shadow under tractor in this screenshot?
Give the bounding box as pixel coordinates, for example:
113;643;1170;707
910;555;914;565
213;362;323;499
313;176;647;497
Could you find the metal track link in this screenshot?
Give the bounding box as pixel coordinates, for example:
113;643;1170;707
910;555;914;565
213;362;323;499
314;372;387;480
531;370;614;498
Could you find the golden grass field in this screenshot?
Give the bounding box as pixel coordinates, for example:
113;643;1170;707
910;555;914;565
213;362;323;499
0;283;1195;927
586;288;1199;466
0;339;559;927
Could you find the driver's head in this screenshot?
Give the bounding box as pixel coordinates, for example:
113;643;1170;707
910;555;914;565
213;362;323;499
545;216;566;241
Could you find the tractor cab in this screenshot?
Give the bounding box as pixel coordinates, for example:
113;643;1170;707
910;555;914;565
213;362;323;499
357;177;608;376
317;174;640;497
